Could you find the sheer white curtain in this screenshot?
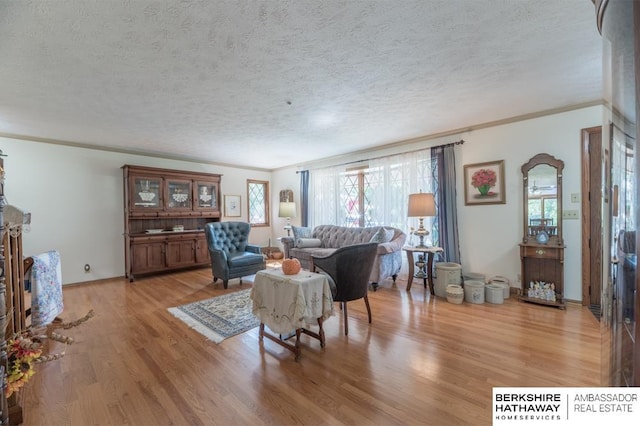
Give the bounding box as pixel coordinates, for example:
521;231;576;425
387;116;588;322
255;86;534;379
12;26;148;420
309;165;343;227
309;149;435;241
368;149;435;244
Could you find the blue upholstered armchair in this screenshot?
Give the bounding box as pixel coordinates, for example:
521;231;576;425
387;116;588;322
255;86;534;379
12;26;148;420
204;222;266;289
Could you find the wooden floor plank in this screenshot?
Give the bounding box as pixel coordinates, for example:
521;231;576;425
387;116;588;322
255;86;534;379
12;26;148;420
20;268;601;425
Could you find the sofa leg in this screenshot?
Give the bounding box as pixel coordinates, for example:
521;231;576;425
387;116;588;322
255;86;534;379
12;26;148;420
371;282;378;292
223;280;229;289
392;274;398;284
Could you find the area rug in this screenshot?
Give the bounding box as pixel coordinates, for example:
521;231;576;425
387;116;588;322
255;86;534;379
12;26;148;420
168;289;259;343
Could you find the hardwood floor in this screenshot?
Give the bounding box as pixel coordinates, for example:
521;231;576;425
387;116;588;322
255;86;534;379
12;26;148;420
20;268;601;425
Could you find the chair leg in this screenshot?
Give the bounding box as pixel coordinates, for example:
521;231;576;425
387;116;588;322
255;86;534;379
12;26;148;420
239;278;243;285
392;274;398;284
223;280;229;289
343;301;349;336
364;295;372;324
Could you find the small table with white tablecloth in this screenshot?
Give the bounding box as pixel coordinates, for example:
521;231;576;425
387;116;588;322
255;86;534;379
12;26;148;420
250;268;334;360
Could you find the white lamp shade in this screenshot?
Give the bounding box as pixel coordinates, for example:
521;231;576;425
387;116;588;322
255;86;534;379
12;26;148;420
407;193;436;217
278;201;297;218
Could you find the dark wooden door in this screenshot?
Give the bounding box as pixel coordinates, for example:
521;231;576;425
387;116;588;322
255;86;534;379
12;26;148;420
581;126;602;306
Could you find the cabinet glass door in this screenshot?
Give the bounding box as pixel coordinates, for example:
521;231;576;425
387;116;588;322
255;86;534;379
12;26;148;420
166;179;192;210
131;176;162;209
194;181;219;210
598;0;639;387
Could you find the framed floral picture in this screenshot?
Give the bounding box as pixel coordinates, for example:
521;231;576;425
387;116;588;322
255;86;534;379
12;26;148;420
224;194;241;217
463;160;506;205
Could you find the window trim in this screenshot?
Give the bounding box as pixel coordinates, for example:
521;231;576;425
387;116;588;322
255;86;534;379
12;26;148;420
247;179;270;227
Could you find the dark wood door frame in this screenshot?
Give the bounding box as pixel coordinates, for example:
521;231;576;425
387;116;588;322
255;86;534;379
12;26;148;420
581;126;603;306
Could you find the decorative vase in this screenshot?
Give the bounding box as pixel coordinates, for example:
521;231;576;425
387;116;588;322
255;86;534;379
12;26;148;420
477;184;490;195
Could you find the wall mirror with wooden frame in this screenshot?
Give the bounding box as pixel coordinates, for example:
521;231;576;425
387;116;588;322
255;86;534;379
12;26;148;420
519;153;566;309
522;153;564;246
279;189;294;203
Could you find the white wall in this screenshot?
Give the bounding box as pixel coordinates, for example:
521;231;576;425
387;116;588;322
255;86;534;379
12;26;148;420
272;105;603;301
0;137;271;284
457;107;601;301
3;105;601;296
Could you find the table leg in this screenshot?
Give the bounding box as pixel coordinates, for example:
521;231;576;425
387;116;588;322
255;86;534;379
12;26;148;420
300;319;325;348
317;317;325;347
258;318;326;361
260;326;302;360
426;252;435;295
406;250;414;291
294;329;301;361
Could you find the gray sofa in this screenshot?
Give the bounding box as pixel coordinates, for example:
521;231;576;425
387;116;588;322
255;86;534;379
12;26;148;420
281;224;406;290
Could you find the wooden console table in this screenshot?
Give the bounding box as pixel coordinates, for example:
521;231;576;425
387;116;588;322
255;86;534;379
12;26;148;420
403;246;444;293
250;269;334;360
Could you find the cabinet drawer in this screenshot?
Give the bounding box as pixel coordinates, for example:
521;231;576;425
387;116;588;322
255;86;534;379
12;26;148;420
132;236;167;243
167;233;197;241
130;212;158;218
522;246;561;260
202;211;221;218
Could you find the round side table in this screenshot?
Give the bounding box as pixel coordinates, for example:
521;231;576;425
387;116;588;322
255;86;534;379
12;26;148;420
402;246;444;293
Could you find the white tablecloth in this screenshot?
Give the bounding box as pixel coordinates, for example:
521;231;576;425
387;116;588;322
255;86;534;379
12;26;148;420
29;250;64;327
251;269;334;334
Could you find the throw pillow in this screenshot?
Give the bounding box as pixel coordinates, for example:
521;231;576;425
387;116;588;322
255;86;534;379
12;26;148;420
292;226;312;246
369;227;387;244
383;228;395;243
296;238;322;248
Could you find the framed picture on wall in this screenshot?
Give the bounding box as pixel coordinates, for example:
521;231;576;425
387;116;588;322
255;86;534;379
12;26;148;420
463;160;506;205
224;195;241;217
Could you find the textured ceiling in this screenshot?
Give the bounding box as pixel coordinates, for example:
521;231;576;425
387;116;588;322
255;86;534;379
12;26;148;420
0;0;602;170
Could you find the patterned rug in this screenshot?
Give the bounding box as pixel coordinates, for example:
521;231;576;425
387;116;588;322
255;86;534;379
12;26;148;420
168;288;259;343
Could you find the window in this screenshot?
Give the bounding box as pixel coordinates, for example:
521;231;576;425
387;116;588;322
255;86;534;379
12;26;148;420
528;197;557;225
341;169;367;227
247;180;269;226
311;149;437;243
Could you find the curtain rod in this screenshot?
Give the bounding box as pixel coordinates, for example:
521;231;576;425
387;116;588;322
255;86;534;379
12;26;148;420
296;139;464;173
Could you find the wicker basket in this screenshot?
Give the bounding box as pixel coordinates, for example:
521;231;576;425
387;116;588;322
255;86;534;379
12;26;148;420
446;284;464;304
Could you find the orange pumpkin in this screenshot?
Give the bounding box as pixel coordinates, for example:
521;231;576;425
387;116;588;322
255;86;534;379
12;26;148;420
282;258;301;275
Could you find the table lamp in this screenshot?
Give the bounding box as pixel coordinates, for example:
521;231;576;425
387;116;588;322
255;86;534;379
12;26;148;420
278;201;296;236
407;191;436;248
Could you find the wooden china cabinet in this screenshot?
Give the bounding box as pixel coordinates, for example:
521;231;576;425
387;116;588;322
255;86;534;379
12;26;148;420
519;153;566;309
123;165;222;281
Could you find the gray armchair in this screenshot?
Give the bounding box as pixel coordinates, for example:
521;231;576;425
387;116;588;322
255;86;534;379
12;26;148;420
311;242;378;335
204;222;266;289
